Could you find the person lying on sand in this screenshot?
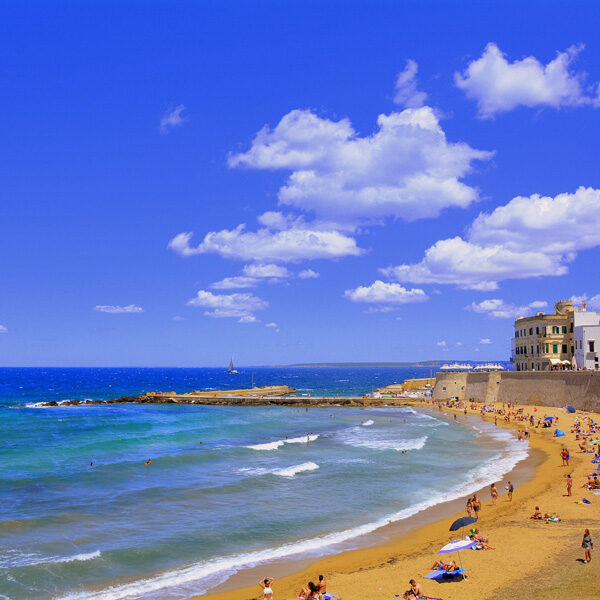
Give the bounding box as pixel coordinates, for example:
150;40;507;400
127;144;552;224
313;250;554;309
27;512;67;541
530;506;543;520
470;534;495;550
432;559;459;572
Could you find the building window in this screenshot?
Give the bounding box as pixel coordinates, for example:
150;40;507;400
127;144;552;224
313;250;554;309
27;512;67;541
571;345;574;355
553;326;559;334
529;328;533;335
515;331;519;338
590;341;596;353
543;326;546;335
531;346;534;355
562;326;567;334
553;344;558;353
562;344;567;354
531;362;534;370
536;345;539;354
536;326;539;334
570;323;574;333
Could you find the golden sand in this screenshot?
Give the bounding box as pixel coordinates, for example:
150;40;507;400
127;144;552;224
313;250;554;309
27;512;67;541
192;402;600;600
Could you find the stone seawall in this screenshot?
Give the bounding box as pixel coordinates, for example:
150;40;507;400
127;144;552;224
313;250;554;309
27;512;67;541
433;371;600;411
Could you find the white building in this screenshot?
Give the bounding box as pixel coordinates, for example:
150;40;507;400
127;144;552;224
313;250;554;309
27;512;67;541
574;323;600;370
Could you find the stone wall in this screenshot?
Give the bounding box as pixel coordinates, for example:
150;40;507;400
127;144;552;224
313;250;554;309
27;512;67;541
432;372;468;400
433;371;600;411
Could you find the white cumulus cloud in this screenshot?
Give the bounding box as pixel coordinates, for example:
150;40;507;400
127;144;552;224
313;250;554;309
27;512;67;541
383;187;599;290
0;325;7;333
344;280;428;305
228;107;492;223
160;105;187;133
455;43;600;118
480;338;492;344
468;299;548;320
211;263;292;290
94;305;144;314
436;341;447;347
298;268;320;279
186;290;267;321
168;214;362;263
394;59;427;108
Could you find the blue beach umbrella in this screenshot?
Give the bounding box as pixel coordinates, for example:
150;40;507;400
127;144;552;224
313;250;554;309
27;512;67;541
449;516;478;531
544;416;554;421
554;429;565;437
567;406;576;413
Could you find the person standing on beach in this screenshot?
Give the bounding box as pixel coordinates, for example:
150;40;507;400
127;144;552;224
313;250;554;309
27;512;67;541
472;495;482;518
507;481;514;501
490;483;498;505
466;497;473;517
567;474;573;497
582;529;593;563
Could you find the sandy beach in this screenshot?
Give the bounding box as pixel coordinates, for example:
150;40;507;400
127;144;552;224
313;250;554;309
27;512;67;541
193;401;600;600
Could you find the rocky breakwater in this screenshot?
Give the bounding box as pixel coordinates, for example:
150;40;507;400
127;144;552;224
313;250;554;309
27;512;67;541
37;386;297;407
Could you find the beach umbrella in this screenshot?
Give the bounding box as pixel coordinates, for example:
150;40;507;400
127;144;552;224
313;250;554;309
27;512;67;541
449;516;478;531
554;429;565;437
438;539;477;575
438;539;478;553
567;406;576;414
544;416;554;421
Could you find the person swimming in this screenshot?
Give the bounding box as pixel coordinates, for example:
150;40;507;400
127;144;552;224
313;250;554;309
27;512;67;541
144;459;151;466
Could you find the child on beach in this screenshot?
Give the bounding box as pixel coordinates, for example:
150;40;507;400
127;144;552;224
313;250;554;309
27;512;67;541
567;474;573;496
466;497;473;517
507;481;514;501
530;506;543;520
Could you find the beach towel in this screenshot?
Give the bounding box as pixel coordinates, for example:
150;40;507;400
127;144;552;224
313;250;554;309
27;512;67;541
424;568;466;580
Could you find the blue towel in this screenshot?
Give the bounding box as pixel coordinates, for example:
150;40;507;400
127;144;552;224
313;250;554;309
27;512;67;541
424;568;466;580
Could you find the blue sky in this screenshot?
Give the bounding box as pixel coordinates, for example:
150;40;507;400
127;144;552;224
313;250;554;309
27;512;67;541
2;1;600;367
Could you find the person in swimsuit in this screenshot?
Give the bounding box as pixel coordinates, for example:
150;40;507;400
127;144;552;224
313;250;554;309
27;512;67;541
431;559;459;572
472;495;481;517
144;459;151;466
507;481;514;501
567;474;573;496
582;529;594;563
465;497;473;517
259;577;275;600
490;483;499;505
316;575;326;595
530;506;543;520
409;579;422;598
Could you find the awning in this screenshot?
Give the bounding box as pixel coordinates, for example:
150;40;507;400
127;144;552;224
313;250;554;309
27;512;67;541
561;360;571;365
548;358;561;365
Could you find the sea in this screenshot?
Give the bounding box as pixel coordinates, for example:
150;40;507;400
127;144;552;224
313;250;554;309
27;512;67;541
0;367;528;600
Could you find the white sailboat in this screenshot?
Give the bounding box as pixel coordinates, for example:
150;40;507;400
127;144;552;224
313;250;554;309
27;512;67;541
227;357;238;374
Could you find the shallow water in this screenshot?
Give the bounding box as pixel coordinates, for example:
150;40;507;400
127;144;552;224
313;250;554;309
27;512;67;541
0;367;526;600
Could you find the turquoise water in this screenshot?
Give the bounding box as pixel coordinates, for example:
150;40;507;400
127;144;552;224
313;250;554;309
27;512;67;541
0;368;527;600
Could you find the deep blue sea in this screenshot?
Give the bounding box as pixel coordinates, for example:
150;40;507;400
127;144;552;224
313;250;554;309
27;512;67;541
0;367;528;600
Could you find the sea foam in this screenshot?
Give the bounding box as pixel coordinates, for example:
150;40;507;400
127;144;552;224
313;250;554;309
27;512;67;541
246;434;319;450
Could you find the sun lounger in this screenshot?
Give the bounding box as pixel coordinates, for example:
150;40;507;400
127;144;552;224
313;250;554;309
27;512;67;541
424;568;466;580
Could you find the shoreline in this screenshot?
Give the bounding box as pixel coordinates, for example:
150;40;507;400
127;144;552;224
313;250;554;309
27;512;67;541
190;402;558;600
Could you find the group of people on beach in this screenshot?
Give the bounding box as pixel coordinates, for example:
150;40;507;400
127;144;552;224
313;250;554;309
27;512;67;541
260;574;329;600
